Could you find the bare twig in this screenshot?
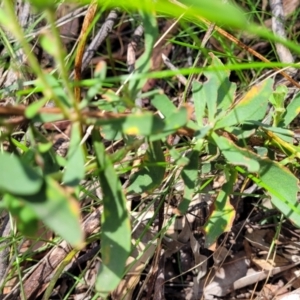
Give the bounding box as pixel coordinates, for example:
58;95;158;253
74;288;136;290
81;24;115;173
70;9;119;79
127;24;144;73
162;53;187;86
270;0;297;78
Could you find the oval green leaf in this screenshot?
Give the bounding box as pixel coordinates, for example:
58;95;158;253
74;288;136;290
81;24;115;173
0;152;43;195
21;177;84;249
127;140;166;194
215;78;274;129
211;132;260;173
92;130;131;298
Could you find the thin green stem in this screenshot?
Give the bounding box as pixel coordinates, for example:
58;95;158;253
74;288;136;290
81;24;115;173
0;1;70;116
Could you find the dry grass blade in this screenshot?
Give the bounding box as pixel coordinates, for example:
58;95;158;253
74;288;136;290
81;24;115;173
169;0;300;89
74;1;98;103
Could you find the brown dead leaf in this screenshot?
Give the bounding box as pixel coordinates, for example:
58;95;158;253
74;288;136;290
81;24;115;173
252;254;290;271
276;287;300;300
245;228;275;251
203;251;250;299
260;281;287;300
283;267;300;289
233;261;300;292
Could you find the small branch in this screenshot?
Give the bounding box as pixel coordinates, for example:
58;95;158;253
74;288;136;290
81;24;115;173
270;0;297;77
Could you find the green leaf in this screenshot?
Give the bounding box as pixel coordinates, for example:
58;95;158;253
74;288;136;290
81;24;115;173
261;126;294;144
25;97;48;119
11;138;29;153
269;85;288;109
215;78;274;129
177;0;248;29
63;122;85;186
197;70;218;123
169;148;190;166
86;0;247;29
87;61;107;101
21;177;84;249
204;53;237;122
237;158;300;227
192;81;206;126
34;74;71;108
128;2;158;97
96;108;189;141
213;129;300;227
127;140;166;194
159;107;189;139
0;152;43;195
178;145;200;214
258;160;300;227
209;53;236;112
151;93;196;137
280;92;300;127
211;132;260;173
3;193;39;237
203;168;236;248
192;53;236;125
270;85;288;126
92;130;131;298
151;93;177;118
28;0;56;10
32;112;64;124
31;127;61;175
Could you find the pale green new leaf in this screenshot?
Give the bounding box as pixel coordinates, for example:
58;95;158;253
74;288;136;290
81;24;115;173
63;122;85;186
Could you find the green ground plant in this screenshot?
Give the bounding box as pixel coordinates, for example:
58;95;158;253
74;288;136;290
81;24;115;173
0;0;300;298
